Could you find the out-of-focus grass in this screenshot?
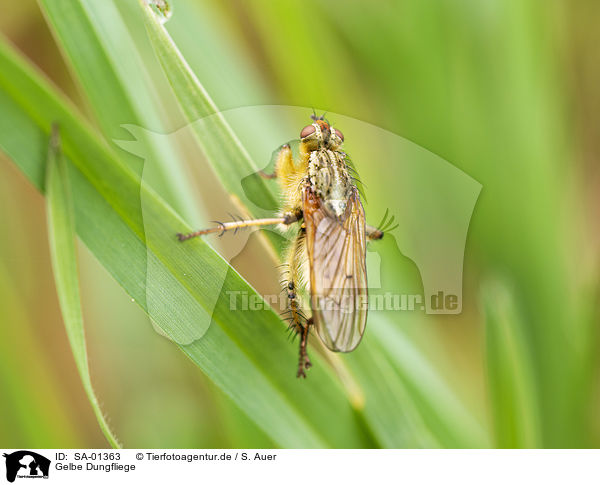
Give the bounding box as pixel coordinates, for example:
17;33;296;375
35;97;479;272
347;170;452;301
0;160;87;448
45;124;120;447
0;0;597;448
482;280;541;448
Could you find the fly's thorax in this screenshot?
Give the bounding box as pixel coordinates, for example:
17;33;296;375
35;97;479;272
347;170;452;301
307;148;353;218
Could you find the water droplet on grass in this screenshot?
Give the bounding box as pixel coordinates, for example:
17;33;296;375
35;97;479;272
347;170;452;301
146;0;172;24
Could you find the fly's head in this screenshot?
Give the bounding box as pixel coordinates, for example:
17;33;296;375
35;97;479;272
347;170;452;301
300;115;344;152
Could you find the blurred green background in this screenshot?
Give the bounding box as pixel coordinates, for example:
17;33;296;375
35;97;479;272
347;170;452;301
0;0;598;448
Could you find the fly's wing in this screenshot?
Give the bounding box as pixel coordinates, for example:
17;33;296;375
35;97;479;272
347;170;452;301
303;187;368;352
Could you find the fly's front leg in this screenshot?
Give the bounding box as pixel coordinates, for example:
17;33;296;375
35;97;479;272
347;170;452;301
177;211;300;241
258;170;277;179
178;142;301;242
259;143;294;180
282;228;312;378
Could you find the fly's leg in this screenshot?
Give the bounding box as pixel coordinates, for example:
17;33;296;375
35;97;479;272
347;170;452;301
366;224;384;240
177;211;301;241
283;229;312;378
258;143;294;180
287;280;312;378
259;170;277;179
298;317;313;378
179;144;300;241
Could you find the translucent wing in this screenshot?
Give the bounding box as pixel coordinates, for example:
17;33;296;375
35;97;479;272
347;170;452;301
303;187;368;352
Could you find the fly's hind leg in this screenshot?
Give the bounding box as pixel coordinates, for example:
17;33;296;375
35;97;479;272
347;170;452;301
298;317;313;378
287;279;312;378
283;227;312;378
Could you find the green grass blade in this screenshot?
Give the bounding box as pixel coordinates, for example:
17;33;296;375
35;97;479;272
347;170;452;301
138;0;278;215
0;36;369;448
164;1;270;110
482;279;541;448
45;125;121;448
0;260;84;447
369;317;489;448
343;334;439;448
38;0;204;225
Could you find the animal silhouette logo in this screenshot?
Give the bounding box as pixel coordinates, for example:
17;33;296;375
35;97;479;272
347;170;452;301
115;106;481;344
2;451;50;482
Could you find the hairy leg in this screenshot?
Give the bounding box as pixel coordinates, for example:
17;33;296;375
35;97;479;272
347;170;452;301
282;229;313;378
259;143;294;180
177;211;301;241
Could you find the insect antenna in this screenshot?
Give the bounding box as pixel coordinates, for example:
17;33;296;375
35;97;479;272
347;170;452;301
310;111;328;122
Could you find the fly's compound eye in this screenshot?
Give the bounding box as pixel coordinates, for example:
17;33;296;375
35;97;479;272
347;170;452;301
300;124;316;138
334;129;344;142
